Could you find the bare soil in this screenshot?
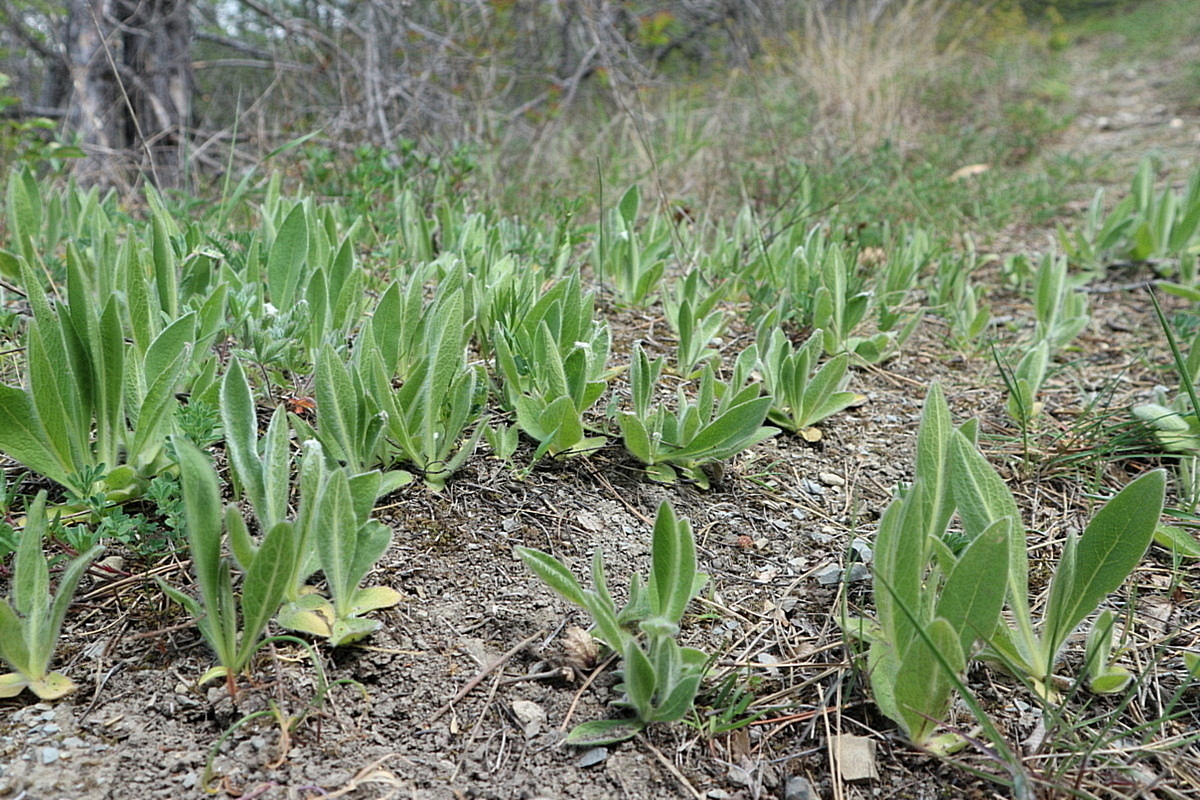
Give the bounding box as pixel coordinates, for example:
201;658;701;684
4;33;1200;800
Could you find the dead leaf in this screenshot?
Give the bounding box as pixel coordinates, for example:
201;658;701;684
562;626;599;671
576;511;605;532
949;163;990;181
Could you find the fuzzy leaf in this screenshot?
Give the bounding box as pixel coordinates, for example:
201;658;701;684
515;547;588;608
0;385;71;488
267;202;309;311
1043;470;1165;666
235;520;297;668
564;719;644;747
934;518;1009;657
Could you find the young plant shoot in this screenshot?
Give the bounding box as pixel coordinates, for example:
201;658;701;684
517;501;709;745
0;491;102;699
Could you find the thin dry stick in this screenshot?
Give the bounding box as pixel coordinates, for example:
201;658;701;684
560;652;619;732
429;628;545;723
638;734;704;800
452;670;505;782
821;697;846;800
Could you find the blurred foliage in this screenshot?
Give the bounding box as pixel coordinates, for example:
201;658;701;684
0;74;81;176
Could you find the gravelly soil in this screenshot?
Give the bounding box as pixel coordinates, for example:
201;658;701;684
3;31;1200;800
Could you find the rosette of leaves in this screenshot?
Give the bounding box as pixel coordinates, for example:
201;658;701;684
619;345;776;488
0;491;102;699
756;326;861;440
493;273;611;459
361;286;485;490
517;501;709;745
277;451;401;647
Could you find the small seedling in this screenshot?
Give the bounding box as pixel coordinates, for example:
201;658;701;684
517;501;709;744
157;438;299;695
0;490;102;699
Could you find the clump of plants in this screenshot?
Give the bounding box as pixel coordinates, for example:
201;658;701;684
517;501;709;744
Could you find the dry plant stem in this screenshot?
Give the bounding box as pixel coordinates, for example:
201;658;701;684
452;670;504;782
586;461;653;525
429;628;545;723
79;561;192;603
319;753;412;799
560;652;619;732
638;734;705;800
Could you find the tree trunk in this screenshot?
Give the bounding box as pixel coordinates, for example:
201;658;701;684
62;0;192;190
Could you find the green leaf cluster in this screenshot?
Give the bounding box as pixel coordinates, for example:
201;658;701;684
593;184;671;306
219;362;401;646
662;270;727;376
0;491;102;699
619;345;776;487
0;258;195;498
157;438;299;693
866;384;1166;746
494;273;611;458
516;501;709;745
361;284;485;490
277;446;401;646
756;327;861;434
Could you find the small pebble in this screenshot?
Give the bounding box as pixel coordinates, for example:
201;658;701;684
577;747;608;768
727;764;752;786
849;540;873;564
511;700;546;737
819;472;845;487
785;775;819;800
40;747;60;765
815;564;843;585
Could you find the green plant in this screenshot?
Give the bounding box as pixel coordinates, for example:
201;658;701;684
618;346;776;488
813;245;898;364
493;273;611;460
1083;609;1131;694
221;358;296;534
1059;158;1200;276
756;327;861;437
0;259;194;499
1032;251;1090;350
952;427;1165;699
516;501;709;745
156;438;299;695
927;239;993;354
483;421;520;461
1000;339;1050;428
860;383;1166;746
273;446;400;646
0;93;82;177
0;490;102;699
594;183;672;306
300;343;390;475
863;384;1011;750
686;670;769;738
875;227;935;334
1132;293;1200;455
362;286;485;490
662;270;727;377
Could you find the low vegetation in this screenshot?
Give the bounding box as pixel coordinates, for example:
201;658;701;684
2;1;1200;797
